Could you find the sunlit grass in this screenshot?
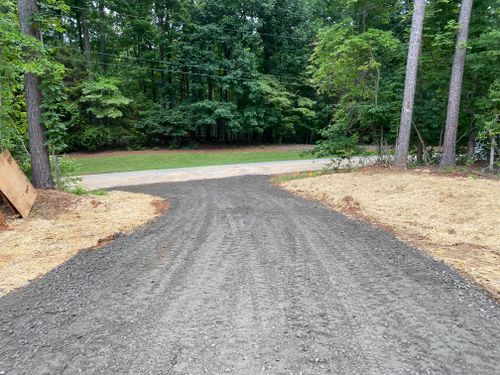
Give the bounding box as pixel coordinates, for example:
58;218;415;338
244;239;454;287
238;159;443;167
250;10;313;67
71;149;316;175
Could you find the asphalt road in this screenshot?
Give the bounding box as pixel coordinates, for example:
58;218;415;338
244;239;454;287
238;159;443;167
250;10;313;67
1;176;499;374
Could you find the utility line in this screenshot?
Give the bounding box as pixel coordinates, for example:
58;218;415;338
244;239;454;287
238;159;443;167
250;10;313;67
48;4;313;41
54;46;308;82
59;54;313;87
0;16;311;84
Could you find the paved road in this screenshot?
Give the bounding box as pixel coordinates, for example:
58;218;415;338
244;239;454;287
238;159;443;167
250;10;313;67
1;176;499;374
80;159;334;189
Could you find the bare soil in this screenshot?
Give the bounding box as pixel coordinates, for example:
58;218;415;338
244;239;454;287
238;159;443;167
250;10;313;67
151;199;170;214
0;189;167;295
282;167;500;299
0;212;7;231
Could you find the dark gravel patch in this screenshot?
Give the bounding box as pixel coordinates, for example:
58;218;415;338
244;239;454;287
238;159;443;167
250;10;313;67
0;176;499;374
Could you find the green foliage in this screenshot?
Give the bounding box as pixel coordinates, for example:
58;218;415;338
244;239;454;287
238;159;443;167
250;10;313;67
34;0;69;33
0;0;35;157
79;125;111;151
1;0;498;166
310;23;399;97
272;170;327;183
0;0;68;179
42;76;76;154
476;79;500;140
69;186;89;195
88;189;108;196
51;155;82;191
69;187;108;196
313;128;361;158
475;79;500;168
416;0;500;151
309;21;401;155
79;77;131;119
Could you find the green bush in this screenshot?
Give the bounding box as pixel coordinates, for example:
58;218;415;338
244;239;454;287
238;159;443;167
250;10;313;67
79;126;111;151
51;155;82;191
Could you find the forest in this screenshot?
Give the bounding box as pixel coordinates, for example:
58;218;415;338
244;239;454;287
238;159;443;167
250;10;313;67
1;0;499;186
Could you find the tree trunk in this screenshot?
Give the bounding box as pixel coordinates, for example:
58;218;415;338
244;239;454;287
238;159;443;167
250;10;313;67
412;121;429;163
17;0;53;188
76;14;83;52
489;136;496;171
208;80;213;100
467;130;475;157
98;0;107;72
394;0;426;168
416;142;423;163
81;4;93;78
261;33;272;74
440;0;474;167
151;67;157;103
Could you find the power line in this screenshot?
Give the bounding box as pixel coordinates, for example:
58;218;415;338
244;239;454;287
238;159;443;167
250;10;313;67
58;53;313;87
55;46;309;82
51;4;312;41
0;15;312;85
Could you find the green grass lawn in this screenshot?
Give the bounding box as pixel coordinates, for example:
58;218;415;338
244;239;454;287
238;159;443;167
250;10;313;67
71;149;316;175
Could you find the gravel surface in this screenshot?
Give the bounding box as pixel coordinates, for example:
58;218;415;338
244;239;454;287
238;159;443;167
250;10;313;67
80;159;334;189
1;176;499;374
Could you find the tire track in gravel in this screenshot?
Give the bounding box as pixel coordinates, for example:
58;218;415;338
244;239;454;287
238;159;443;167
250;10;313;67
0;175;499;375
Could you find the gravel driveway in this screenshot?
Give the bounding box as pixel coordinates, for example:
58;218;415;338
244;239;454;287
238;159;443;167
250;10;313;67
1;176;499;374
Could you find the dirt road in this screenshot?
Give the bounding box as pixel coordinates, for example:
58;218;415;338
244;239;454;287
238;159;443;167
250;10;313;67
1;176;499;374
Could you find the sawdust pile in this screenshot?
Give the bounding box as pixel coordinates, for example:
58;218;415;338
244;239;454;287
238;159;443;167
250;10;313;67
0;190;167;296
283;169;500;298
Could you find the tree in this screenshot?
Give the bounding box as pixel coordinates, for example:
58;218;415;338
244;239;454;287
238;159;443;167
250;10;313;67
394;0;426;169
79;77;131;120
309;22;400;156
440;0;474;167
17;0;53;188
4;0;497;160
476;79;500;171
0;0;27;155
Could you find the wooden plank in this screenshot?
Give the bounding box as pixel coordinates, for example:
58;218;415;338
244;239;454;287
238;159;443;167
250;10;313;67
0;149;38;218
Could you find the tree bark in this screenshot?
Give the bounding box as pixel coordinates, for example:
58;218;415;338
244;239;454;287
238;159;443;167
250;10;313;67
17;0;53;188
76;13;83;52
467;130;475;157
440;0;474;167
151;66;157;103
412;121;429;163
394;0;426;168
98;0;107;72
489;136;496;171
81;4;93;78
416;142;423;163
157;11;166;104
